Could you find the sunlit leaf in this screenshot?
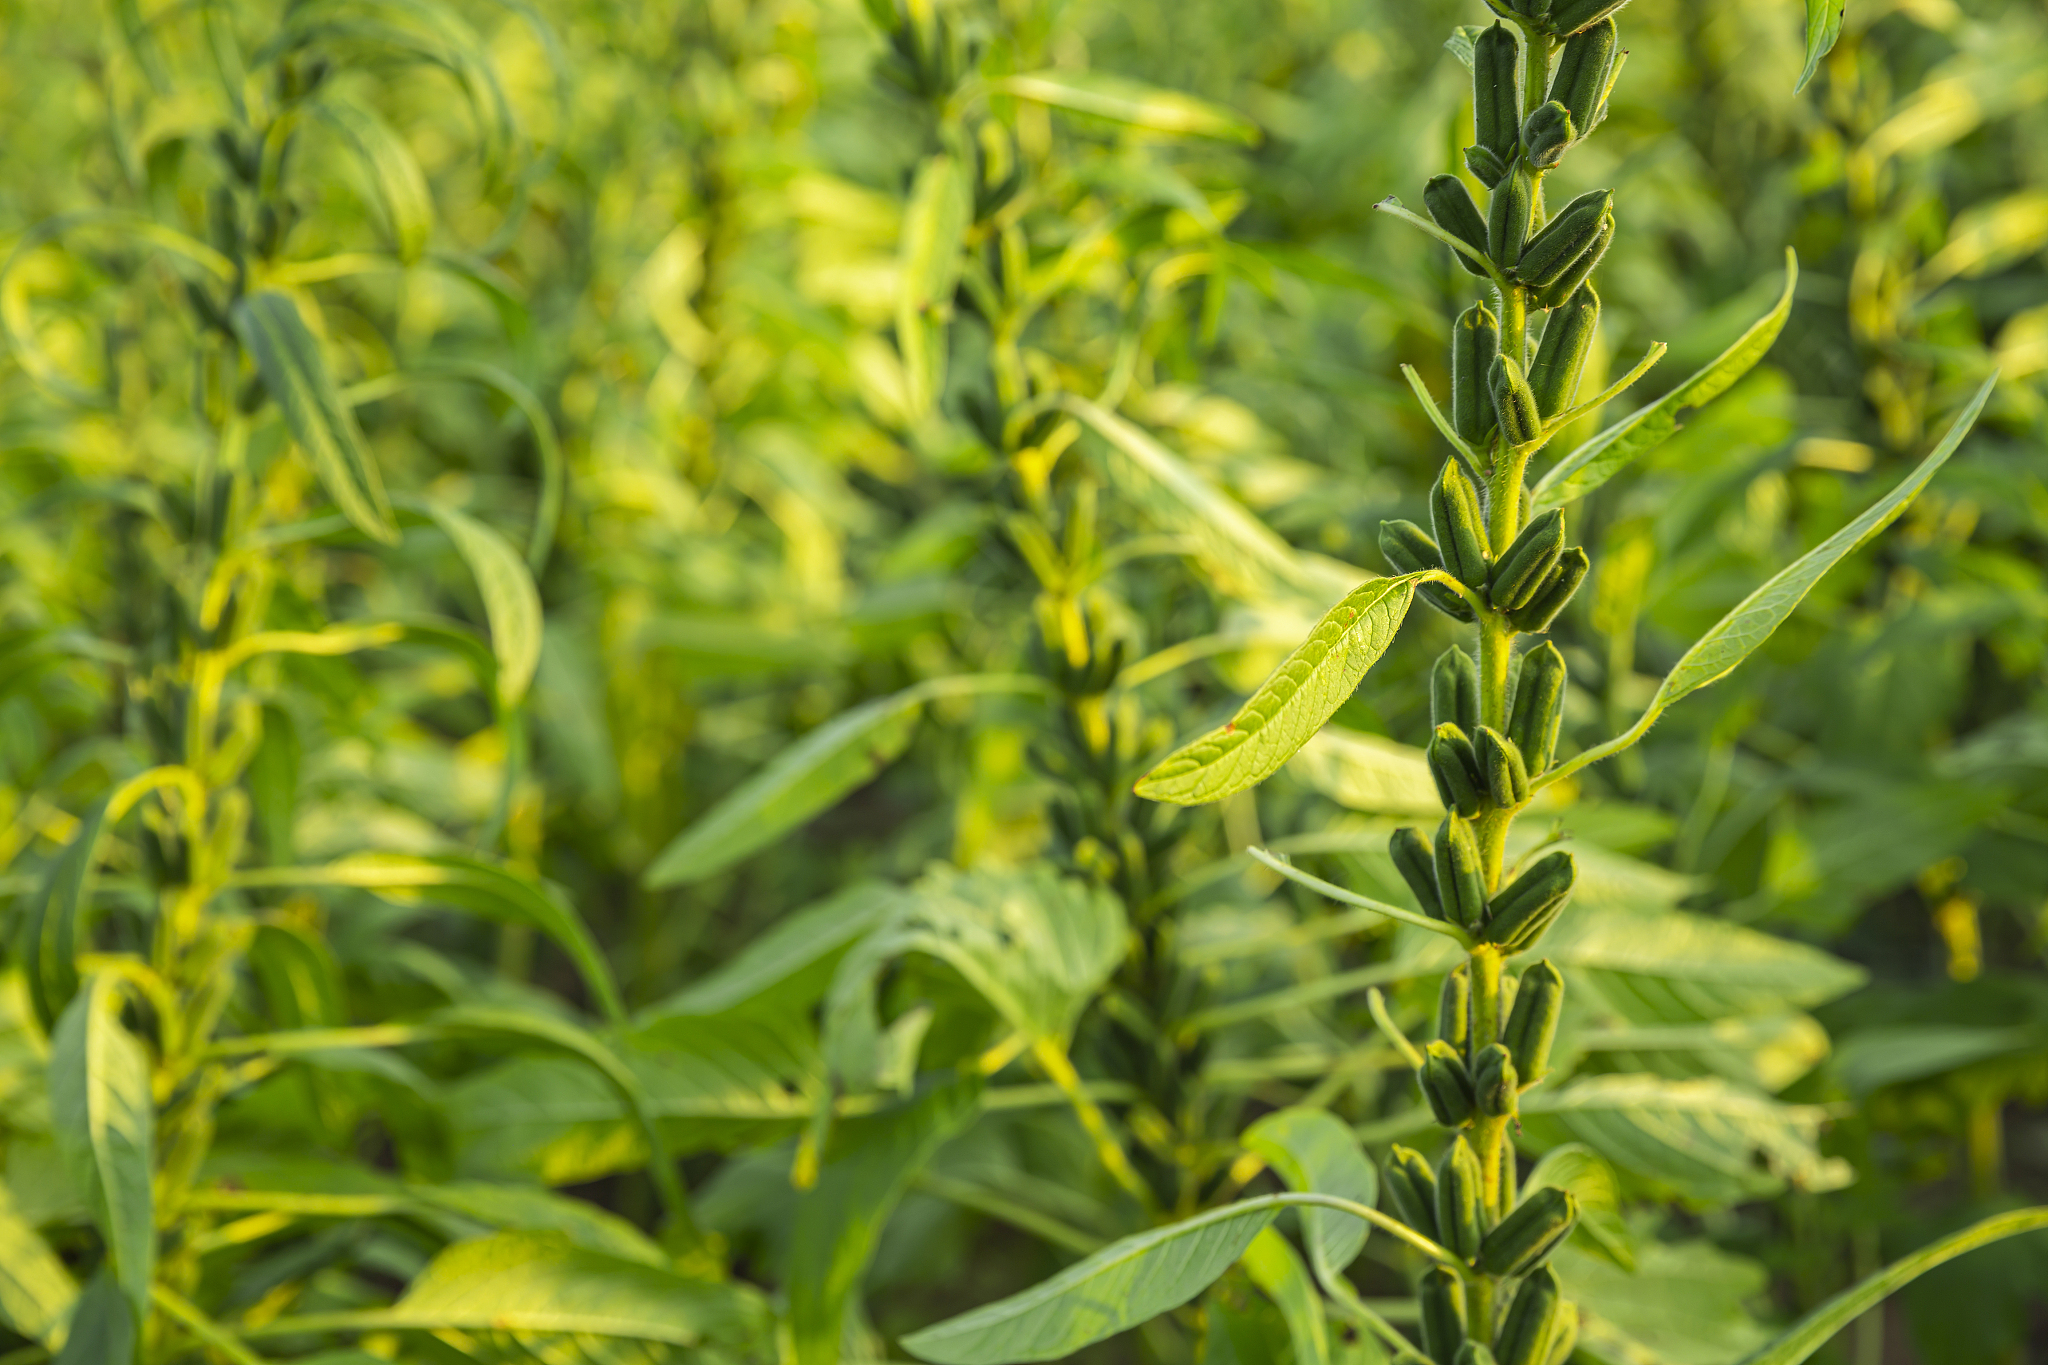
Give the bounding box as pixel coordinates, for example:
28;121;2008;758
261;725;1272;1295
49;977;153;1324
317;95;434;262
1797;0;1847;93
0;1182;77;1347
995;71;1259;143
1241;1106;1377;1272
417;500;544;708
1523;1144;1633;1271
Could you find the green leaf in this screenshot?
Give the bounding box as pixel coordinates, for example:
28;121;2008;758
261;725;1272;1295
1645;373;1994;713
53;1271;132;1365
994;70;1259;143
1445;25;1487;73
1544;903;1867;1022
1240;1228;1330;1365
898;152;972;419
1241;1106;1377;1273
644;881;902;1020
1553;1237;1771;1365
1735;1207;2048;1365
789;1078;982;1365
407;1181;668;1267
1532;251;1798;512
231;290;399;544
1136;574;1424;805
900;1200;1282;1364
417;500;544;708
1287;729;1441;817
317;96;433;262
1523;1144;1633;1272
21;793;110;1030
1797;0;1847;93
49;976;154;1325
0;1181;78;1346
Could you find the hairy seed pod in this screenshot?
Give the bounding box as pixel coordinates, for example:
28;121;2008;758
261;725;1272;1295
1489;354;1543;447
1475;726;1532;807
1518;190;1613;288
1483;850;1578;952
1549;18;1618;132
1430;723;1486;818
1391;826;1446;920
1529;284;1601;418
1489;510;1567;611
1495;1267;1564;1365
1386;520;1481;623
1457;1347;1500;1365
1549;0;1634;36
1472;1042;1519;1118
1387;1145;1442;1240
1502;959;1565;1084
1464;143;1510;190
1480;1187;1579;1276
1520;101;1575;170
1426;175;1495;277
1544;1305;1580;1365
1433;647;1482;736
1507;641;1568;774
1420;1040;1478;1128
1452;303;1503;446
1436;1137;1488;1260
1506;546;1590;632
1419;1266;1469;1365
1438;961;1472;1053
1430;460;1492;587
1487;162;1536;269
1436;815;1489;929
1534;213;1613;310
1474;23;1522;164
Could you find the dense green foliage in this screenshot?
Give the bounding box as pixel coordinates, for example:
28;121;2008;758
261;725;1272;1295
0;0;2044;1362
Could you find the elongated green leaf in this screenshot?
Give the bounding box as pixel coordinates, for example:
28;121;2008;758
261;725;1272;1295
645;881;901;1020
1544;903;1866;1022
49;977;153;1324
22;793;110;1030
994;71;1259;143
1532;251;1797;511
407;1182;666;1266
317;96;433;262
1240;1229;1329;1365
790;1078;982;1365
418;501;543;708
232;290;399;543
1136;574;1424;804
899;153;972;419
1241;1107;1377;1273
1524;1144;1633;1271
1735;1208;2048;1365
901;1201;1281;1364
0;1182;77;1346
53;1271;131;1365
1554;1238;1770;1364
1797;0;1847;93
1649;373;1994;712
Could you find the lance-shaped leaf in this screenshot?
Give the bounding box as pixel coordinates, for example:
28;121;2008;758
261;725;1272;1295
1798;0;1847;93
417;500;543;708
49;977;154;1325
232;290;399;543
1533;251;1798;511
1136;574;1425;805
317;96;433;262
993;70;1259;143
1241;1106;1378;1273
22;793;110;1030
898;152;971;420
0;1182;77;1346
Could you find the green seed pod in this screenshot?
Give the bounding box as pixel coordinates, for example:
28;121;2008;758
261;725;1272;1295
1419;1266;1469;1365
1520;101;1575;171
1517;189;1613;289
1488;354;1543;447
1436;1136;1487;1261
1502;959;1565;1083
1473;23;1522;164
1387;1144;1442;1240
1464;143;1510;190
1529;284;1601;418
1420;1040;1478;1128
1472;1042;1519;1118
1433;646;1481;736
1487;162;1535;269
1475;726;1532;808
1392;826;1446;921
1488;510;1567;612
1533;213;1613;310
1426;176;1495;278
1506;546;1590;632
1430;459;1492;587
1483;850;1577;952
1549;18;1618;133
1544;1305;1579;1365
1385;520;1479;623
1495;1267;1564;1365
1479;1187;1579;1277
1452;303;1502;447
1549;0;1634;36
1457;1347;1500;1365
1507;642;1568;774
1430;723;1486;818
1438;961;1472;1053
1435;814;1489;930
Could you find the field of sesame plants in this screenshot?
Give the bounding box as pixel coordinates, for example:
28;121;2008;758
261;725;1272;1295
2;0;2046;1361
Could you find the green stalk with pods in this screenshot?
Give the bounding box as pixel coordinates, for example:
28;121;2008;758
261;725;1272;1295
901;4;2032;1364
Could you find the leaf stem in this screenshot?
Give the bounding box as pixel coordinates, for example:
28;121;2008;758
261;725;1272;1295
1249;848;1472;945
1374;198;1510;293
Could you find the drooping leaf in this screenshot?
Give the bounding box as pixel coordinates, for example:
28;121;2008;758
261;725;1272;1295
418;500;544;708
21;793;110;1030
231;290;399;544
1532;251;1798;511
1136;574;1425;804
1797;0;1848;93
1239;1228;1330;1365
1241;1106;1377;1273
0;1181;77;1346
48;977;153;1324
1287;729;1441;816
317;95;433;262
407;1181;667;1266
994;70;1259;143
1523;1144;1634;1271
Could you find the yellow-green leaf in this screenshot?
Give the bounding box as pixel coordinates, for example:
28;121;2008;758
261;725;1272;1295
419;501;543;708
49;976;154;1325
996;71;1259;143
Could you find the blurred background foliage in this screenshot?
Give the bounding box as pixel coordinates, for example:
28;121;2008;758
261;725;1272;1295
0;0;2044;1361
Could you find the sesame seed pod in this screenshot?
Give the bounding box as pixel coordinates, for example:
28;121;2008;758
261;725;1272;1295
1430;723;1487;818
1548;0;1634;37
1436;1136;1488;1260
1452;303;1502;446
1419;1266;1469;1365
1473;23;1522;164
1529;283;1601;418
1548;18;1618;132
1517;189;1613;288
1475;726;1532;807
1438;961;1472;1053
1420;1039;1478;1128
1495;1267;1564;1365
1502;959;1565;1083
1489;509;1567;611
1432;646;1481;736
1533;213;1613;310
1479;1187;1579;1277
1392;825;1446;920
1489;353;1543;447
1505;547;1590;632
1387;1144;1443;1240
1430;459;1493;587
1426;175;1495;278
1520;100;1575;170
1487;161;1536;270
1435;814;1490;930
1506;641;1567;774
1472;1041;1519;1118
